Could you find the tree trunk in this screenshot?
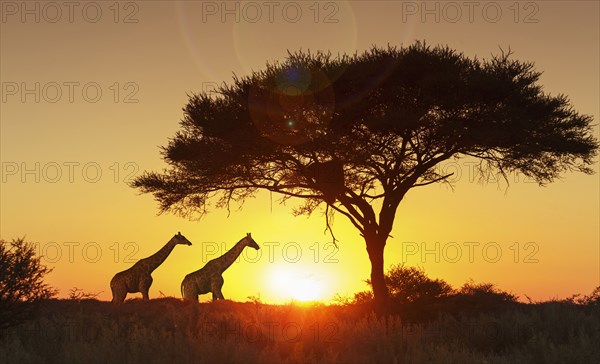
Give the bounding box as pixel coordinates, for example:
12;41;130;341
365;233;389;316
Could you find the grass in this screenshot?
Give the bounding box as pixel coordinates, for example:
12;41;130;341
1;298;599;363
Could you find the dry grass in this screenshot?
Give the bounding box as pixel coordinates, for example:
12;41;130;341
1;297;599;363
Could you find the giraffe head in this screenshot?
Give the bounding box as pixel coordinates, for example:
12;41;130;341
172;232;193;246
243;232;260;250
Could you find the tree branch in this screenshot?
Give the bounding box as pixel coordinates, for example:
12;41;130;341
413;172;454;187
328;202;365;234
324;204;339;248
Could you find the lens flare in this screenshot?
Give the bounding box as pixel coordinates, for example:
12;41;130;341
248;64;335;145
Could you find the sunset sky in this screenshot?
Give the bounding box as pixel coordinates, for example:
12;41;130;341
1;1;598;304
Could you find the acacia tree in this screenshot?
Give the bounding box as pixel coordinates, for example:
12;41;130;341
132;43;598;313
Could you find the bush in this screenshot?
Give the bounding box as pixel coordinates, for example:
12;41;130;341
385;264;454;304
351;290;374;305
437;279;519;317
355;264;453;306
0;237;56;329
457;279;518;302
564;286;600;306
352;265;521;320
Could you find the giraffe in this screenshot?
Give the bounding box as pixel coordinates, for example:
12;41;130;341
110;232;192;303
181;233;260;301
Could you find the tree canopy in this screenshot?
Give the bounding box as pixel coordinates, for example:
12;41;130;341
132;42;598;312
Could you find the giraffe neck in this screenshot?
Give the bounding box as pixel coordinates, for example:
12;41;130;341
139;239;177;273
214;239;247;273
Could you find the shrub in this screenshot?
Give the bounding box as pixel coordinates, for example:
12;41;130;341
457;279;518;302
564;286;600;306
354;264;453;306
0;237;56;329
384;264;454;304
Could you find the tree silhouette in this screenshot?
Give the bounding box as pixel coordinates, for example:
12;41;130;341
352;264;453;305
0;238;56;329
352;265;518;320
381;264;454;305
132;43;598;314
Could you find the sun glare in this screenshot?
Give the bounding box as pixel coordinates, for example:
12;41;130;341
270;268;325;302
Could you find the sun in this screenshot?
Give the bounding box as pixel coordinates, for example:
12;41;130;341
270;267;325;302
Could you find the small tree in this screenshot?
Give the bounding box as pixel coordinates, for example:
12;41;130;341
384;264;453;304
565;286;600;307
565;286;600;306
355;264;453;305
132;43;598;314
458;279;518;303
0;238;56;329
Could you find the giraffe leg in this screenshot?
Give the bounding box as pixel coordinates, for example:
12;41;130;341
112;285;126;303
110;276;127;304
140;275;153;300
211;276;225;300
111;283;117;303
181;279;187;299
111;285;118;303
181;277;199;302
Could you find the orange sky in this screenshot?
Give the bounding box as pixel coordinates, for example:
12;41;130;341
1;1;598;303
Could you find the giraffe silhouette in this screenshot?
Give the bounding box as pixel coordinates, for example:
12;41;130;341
110;232;192;303
181;233;259;301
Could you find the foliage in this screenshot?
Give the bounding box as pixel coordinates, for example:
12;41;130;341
383;264;454;304
457;279;518;302
68;287;102;301
352;290;374;305
0;238;56;329
353;265;519;319
131;42;598;310
132;43;598;220
354;264;453;307
1;298;598;363
563;286;600;306
357;264;460;304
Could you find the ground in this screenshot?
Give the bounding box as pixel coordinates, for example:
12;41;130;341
1;298;599;363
